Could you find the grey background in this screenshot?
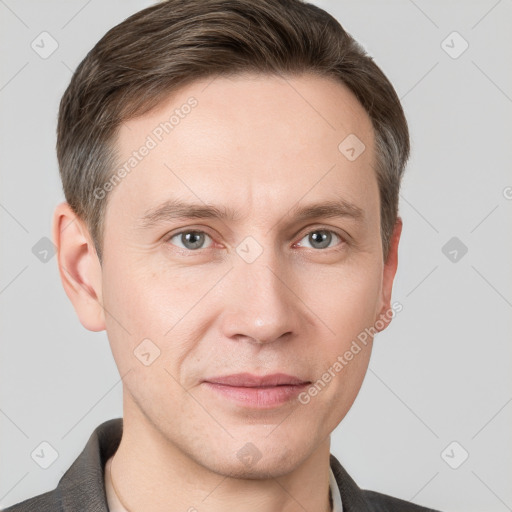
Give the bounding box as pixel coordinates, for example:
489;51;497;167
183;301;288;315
1;1;511;511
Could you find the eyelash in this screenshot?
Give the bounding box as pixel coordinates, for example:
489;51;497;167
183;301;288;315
164;226;347;253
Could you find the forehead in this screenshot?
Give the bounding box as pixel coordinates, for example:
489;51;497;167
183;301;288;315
108;73;377;227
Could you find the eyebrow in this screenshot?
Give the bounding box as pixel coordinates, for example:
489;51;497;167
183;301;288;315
137;197;364;230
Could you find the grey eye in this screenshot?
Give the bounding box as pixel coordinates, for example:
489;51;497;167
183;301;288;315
169;231;213;250
298;230;341;250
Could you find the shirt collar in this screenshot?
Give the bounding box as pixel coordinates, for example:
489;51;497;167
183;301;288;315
329;465;344;511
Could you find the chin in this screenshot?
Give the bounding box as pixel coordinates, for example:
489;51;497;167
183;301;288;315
195;436;306;480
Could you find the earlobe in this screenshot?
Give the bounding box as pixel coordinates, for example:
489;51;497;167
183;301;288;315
375;217;402;332
52;202;106;332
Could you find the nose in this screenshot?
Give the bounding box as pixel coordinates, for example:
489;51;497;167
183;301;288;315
218;247;304;345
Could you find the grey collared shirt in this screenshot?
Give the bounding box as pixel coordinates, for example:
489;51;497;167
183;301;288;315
2;418;442;512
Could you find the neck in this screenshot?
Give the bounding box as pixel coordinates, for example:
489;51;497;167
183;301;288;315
110;397;333;512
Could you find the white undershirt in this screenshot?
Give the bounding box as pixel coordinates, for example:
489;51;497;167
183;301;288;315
105;455;343;511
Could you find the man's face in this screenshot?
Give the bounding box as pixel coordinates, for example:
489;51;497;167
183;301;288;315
98;73;396;477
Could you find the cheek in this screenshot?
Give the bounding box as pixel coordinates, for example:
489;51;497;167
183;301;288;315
100;257;169;370
101;259;222;371
103;253;194;330
304;258;382;337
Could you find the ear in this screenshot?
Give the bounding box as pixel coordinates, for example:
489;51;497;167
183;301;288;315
375;217;402;333
52;202;105;332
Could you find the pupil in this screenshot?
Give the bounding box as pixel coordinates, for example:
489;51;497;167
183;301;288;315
310;230;330;249
183;232;204;249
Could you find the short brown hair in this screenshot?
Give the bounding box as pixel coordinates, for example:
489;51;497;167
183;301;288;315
57;0;409;262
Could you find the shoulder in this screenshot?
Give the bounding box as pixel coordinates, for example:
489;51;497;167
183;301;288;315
362;489;442;512
329;453;443;512
2;418;122;512
1;490;57;512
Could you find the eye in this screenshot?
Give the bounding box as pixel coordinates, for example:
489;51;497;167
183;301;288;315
167;230;213;251
295;229;343;250
165;227;345;253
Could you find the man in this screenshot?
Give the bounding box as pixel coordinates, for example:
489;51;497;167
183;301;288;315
3;0;442;510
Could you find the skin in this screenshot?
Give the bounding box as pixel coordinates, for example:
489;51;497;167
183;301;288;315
53;73;402;512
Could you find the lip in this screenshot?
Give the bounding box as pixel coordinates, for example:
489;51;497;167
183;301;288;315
202;373;311;409
204;372;310;387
